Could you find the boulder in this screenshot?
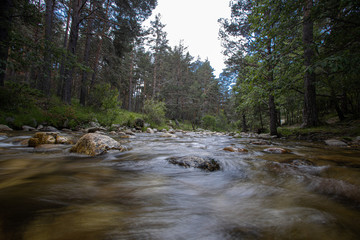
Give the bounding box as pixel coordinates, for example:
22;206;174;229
38;126;59;132
167;156;220;171
146;128;154;134
0;124;13;132
223;146;248;153
160;133;177;138
86;126;107;133
264;147;290;154
22;125;36;131
70;133;127;156
28;132;72;147
250;140;270;145
125;129;135;135
325;139;348;147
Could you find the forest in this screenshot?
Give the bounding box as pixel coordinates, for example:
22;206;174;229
0;0;359;135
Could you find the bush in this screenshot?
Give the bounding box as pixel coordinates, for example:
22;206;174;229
143;99;166;126
202;115;216;130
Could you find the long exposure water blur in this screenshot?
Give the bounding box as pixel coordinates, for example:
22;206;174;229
0;131;359;240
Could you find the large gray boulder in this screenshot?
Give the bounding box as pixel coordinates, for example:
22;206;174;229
167;156;220;171
324;139;348;147
0;124;13;132
70;133;127;156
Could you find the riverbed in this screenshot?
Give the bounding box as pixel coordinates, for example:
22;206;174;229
0;131;359;239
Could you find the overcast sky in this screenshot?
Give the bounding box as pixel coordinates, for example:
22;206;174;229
144;0;231;77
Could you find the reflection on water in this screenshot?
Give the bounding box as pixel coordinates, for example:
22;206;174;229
0;132;360;239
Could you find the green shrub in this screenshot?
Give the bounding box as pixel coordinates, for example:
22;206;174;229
143;99;166;126
202;115;216;130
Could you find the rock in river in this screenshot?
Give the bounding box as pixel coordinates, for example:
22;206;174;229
324;139;348;147
28;132;72;147
167;156;220;171
70;133;127;156
264;147;290;154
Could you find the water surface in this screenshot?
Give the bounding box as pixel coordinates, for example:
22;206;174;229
0;132;359;239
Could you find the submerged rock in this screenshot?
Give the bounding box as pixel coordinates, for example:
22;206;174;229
167;156;220;171
70;133;127;156
264;147;290;154
160;133;177;138
325;139;348;147
223;146;248;153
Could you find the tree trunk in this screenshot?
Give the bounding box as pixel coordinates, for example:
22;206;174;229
242;113;247;132
62;0;84;104
302;0;319;127
128;51;134;111
80;1;94;106
57;0;72;97
0;0;13;86
90;0;110;87
40;0;54;96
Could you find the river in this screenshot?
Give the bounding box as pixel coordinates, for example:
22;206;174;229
0;131;359;239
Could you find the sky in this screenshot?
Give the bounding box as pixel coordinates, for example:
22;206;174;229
144;0;231;78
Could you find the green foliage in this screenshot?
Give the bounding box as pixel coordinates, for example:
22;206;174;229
143;99;166;126
202;115;216;130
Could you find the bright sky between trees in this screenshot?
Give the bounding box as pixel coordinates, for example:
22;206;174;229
144;0;231;78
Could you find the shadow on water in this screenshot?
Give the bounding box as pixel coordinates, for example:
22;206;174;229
0;132;360;239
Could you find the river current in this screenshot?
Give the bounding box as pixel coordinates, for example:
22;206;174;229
0;131;359;239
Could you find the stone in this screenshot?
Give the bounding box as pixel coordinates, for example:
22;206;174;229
22;125;36;131
28;132;71;147
146;128;154;134
168;129;176;134
56;135;72;144
250;140;270;145
167;156;220;171
0;124;13;131
125;129;135;135
264;147;290;154
39;126;58;132
86;126;107;133
70;133;128;156
325;139;348;147
160;133;177;138
223;146;248;153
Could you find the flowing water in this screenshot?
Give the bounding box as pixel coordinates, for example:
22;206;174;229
0;131;360;240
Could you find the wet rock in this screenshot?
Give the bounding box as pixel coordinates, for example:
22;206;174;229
160;133;177;138
0;124;13;132
38;126;59;132
325;139;348;147
22;125;36;131
146;128;154;134
250;140;269;145
124;129;135;135
28;132;72;147
168;129;176;134
223;146;248;153
264;147;290;154
86;126;107;133
167;156;220;171
70;133;127;156
283;159;314;166
33;144;69;153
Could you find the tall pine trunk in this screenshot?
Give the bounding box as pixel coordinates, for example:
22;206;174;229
57;0;72;97
0;0;13;86
80;1;94;106
40;0;54;96
62;0;84;104
302;0;319;127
